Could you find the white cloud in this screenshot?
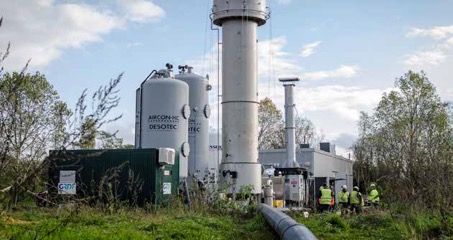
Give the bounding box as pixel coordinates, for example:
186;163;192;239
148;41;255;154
440;37;453;49
126;42;143;48
296;85;385;121
256;81;388;149
258;37;359;80
300;41;322;58
0;0;164;70
331;133;356;149
104;122;136;145
406;25;453;39
301;65;360;80
190;36;359;88
187;36;364;133
403;50;446;67
404;25;453;68
258;36;301;78
277;0;292;5
116;0;165;23
258;82;387;122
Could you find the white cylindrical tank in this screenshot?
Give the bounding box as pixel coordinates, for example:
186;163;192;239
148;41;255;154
137;68;190;179
175;67;211;182
212;0;267;195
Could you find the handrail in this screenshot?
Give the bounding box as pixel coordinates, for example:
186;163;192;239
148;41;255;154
209;9;271;22
257;204;317;240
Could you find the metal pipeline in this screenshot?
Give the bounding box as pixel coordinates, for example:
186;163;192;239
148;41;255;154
263;179;274;206
257;204;317;240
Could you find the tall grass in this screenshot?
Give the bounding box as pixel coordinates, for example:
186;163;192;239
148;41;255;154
0;204;277;240
290;207;452;240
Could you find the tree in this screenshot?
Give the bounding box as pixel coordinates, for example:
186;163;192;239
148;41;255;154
0;17;9;76
352;112;379;191
258;97;282;149
97;131;135;149
295;116;316;145
0;71;71;206
50;101;72;149
271;116;317;149
447;101;453;127
0;68;124;209
258;97;320;149
97;130;131;149
0;72;67;160
78;118;96;149
353;71;452;212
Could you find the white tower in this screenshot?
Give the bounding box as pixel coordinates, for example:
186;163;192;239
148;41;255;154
212;0;268;194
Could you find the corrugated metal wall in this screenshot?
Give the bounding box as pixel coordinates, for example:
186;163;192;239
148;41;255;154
47;149;179;206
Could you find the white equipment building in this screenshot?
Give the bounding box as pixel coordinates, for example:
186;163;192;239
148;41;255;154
259;143;354;206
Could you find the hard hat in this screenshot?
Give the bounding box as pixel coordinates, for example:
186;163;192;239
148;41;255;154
342;185;347;190
263;168;275;177
353;186;359;191
371;183;376;188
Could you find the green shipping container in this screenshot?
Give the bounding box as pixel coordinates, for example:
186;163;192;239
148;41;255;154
47;148;180;206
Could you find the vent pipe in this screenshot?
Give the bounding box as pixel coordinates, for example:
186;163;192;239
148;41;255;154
279;77;300;168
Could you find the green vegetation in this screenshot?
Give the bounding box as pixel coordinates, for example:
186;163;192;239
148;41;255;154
3;205;451;240
353;71;452;213
290;210;453;240
258;97;319;150
0;205;277;240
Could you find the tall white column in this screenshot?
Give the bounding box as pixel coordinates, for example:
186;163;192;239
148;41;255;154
212;0;267;194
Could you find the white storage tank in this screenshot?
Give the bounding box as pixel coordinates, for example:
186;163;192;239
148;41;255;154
175;66;211;182
136;65;190;179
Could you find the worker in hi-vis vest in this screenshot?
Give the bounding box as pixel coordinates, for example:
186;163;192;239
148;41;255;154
368;183;380;208
328;185;335;212
318;182;333;213
349;186;363;214
338;185;349;214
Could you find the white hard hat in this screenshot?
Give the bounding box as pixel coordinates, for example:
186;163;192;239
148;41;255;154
263;168;275;177
353;186;359;191
342;185;347;190
371;183;376;187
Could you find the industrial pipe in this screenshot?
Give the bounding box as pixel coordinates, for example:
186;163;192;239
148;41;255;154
279;78;300;168
263;179;274;206
257;204;317;240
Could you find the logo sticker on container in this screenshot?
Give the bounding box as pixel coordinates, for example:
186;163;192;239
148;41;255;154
163;182;171;195
59;170;75;183
58;183;76;194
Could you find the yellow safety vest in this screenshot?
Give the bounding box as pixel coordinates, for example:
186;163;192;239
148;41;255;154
350;191;360;204
320;188;332;205
338;191;349;203
369;189;380;202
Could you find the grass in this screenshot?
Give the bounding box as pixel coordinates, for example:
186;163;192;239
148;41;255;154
290;209;453;240
0;205;277;240
1;203;452;240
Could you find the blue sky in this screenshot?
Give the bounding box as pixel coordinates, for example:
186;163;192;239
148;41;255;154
1;0;452;155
